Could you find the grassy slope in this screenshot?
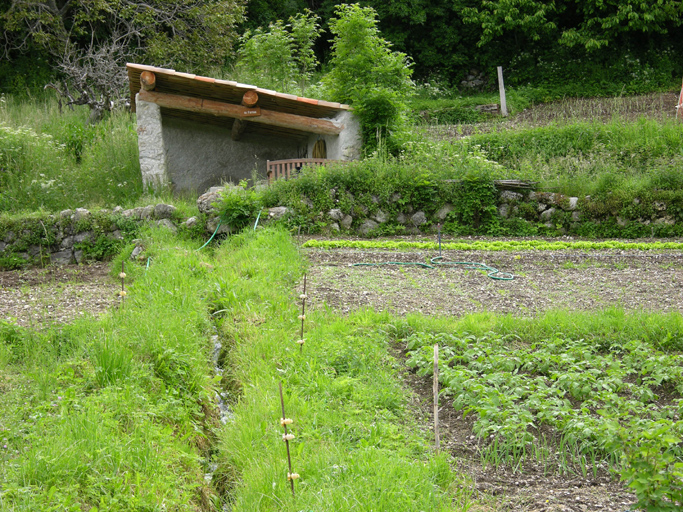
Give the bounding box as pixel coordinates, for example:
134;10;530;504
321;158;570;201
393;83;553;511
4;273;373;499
0;228;465;511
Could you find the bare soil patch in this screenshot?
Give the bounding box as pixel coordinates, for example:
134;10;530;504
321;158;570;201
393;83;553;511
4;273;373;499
0;263;119;327
304;246;683;317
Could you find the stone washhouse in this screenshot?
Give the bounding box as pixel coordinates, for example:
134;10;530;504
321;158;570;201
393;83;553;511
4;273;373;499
127;63;362;194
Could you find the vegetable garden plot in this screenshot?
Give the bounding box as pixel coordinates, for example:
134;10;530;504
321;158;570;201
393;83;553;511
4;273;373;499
303;245;683;317
406;331;683;511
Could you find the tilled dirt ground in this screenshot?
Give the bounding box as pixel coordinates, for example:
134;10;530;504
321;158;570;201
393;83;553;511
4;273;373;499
0;263;119;326
302;243;683;512
303;247;683;316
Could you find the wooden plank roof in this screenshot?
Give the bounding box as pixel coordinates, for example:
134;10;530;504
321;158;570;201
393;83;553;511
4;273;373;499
127;63;350;120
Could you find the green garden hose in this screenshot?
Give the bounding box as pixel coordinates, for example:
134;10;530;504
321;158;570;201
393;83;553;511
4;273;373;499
352;257;514;280
196;220;222;251
430;256;514;280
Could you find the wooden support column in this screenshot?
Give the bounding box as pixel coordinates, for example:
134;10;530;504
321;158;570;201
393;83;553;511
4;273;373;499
137;90;343;136
232;91;260;141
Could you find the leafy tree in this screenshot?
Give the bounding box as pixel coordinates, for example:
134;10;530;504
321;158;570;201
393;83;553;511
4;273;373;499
322;4;414;152
234;9;320;94
460;0;560;48
289;10;322;95
559;0;683;51
1;0;245;117
235;21;296;92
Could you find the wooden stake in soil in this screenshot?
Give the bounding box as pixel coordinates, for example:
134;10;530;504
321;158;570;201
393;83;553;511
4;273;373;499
297;274;307;353
119;261;126;308
279;382;297;497
433;344;440;452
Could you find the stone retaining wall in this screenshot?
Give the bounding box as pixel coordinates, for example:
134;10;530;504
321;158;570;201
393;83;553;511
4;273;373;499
197;186;682;238
0;204;199;267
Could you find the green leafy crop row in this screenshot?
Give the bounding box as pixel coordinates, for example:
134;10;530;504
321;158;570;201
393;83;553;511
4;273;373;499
405;331;683;511
302;239;683;252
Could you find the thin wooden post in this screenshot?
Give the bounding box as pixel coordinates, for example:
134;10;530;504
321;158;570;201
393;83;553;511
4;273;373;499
433;344;440;452
497;66;508;117
279;383;296;497
297;275;307;352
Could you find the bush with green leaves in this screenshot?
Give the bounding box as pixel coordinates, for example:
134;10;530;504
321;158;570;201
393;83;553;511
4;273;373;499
216;181;262;232
233;10;320;94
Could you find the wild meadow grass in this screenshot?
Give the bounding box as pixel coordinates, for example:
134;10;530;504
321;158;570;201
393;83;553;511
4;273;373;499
208;228;465;511
462;116;683;197
0;95;142;213
0;226;218;510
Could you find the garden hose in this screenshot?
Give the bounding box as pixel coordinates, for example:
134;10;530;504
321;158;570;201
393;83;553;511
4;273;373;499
352;257;514;280
430;256;514;280
196;220;222;251
254;208;262;231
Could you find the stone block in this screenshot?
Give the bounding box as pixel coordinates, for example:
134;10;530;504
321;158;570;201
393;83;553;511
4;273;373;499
340;215;353;229
139;205;154;220
411;211;427;227
156;219;178;234
434;204;453;221
154;203;177;219
73;208;91;222
328;208;344;221
499;191;523;203
197;187;225;215
268;207;290;220
371;210;388;223
51;250;73;265
358;219;378;235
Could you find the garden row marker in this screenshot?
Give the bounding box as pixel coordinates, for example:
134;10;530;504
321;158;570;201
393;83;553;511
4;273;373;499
279;382;297;497
434;344;440;452
119;261;127;308
297;274;307;353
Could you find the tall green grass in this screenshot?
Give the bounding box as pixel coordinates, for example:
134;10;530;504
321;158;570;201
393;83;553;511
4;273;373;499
207;228;467;511
460;117;683;197
0;95;142;213
0;227;218;510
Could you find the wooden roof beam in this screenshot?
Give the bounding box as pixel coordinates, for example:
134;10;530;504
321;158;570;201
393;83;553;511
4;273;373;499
138;90;343;136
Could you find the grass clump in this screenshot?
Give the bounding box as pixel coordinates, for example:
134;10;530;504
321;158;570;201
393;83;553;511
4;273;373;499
0;227;219;510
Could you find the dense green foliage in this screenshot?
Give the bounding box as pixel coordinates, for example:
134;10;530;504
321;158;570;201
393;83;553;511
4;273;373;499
1;0;246;74
322;4;414;152
234;10;321;94
0;96;142;213
405;329;683;510
2;0;681;97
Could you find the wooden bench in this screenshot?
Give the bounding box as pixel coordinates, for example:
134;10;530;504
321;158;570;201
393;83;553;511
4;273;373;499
266;158;341;184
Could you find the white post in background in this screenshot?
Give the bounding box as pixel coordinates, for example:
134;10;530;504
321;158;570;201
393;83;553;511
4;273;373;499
497;66;508;117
